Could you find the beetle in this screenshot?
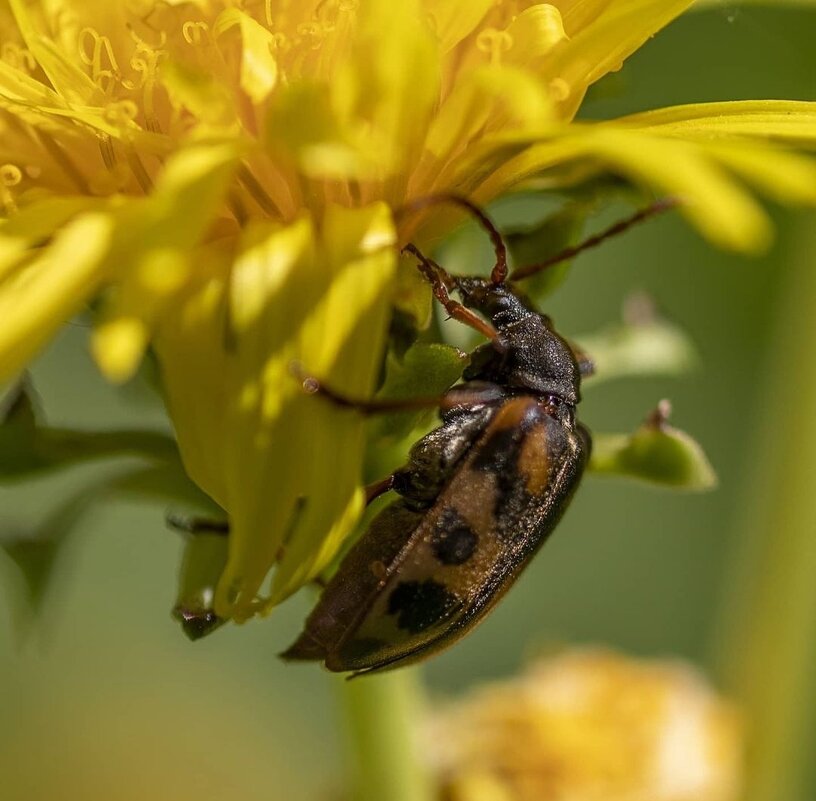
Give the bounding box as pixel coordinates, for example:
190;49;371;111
282;195;673;675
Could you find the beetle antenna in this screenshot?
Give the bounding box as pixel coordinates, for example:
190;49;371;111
394;193;508;285
509;197;679;282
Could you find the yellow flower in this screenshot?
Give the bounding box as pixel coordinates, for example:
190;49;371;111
426;648;743;801
1;0;816;621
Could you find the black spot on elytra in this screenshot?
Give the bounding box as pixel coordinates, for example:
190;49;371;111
387;579;457;633
431;509;478;565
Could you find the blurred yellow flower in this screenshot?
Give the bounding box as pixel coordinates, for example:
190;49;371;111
1;0;816;621
426;648;743;801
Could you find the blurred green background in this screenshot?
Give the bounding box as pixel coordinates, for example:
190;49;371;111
2;6;816;800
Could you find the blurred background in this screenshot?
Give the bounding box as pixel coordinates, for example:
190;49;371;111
2;6;816;800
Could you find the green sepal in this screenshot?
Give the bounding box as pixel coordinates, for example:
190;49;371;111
110;463;220;510
0;381;180;482
172;530;229;641
505;203;589;297
0;381;44;476
0;483;114;632
1;461;220;632
589;401;717;490
577;296;698;385
1;518;67;625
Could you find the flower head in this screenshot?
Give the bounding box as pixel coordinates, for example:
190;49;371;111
427;648;743;801
2;0;816;621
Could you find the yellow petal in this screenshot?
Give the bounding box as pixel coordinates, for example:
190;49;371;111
92;248;191;382
0;212;113;382
422;0;494;52
425;65;554;162
473;127;772;252
213;9;278;105
612;100;816;146
91;315;150;383
160;61;237;132
0;196;103;279
266;82;369;179
702;142;816;205
138;142;239;244
0;55;66;108
542;0;695;117
559;0;616;35
414;64;555;196
153;253;233;508
332;0;440;178
265;0;442;182
8;0;102;105
504;4;569;70
210;203;396;620
269;202;397;604
92;143;239;382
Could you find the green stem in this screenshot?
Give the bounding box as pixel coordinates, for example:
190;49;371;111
337;668;435;801
713;220;816;801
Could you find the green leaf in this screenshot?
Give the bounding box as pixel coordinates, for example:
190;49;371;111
589;401;717;490
368;342;467;444
505;202;589;297
577;294;698;385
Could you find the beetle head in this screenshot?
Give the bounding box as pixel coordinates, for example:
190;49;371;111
455;277;534;327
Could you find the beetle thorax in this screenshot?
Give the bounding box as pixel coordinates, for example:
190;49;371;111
457;278;581;405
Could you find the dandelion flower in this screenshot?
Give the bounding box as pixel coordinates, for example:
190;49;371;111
2;0;816;621
427;648;743;801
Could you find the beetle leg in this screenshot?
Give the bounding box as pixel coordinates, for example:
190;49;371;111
292;363;504;416
365;474;397;505
292;368;444;415
403;243;501;343
510;197;678;282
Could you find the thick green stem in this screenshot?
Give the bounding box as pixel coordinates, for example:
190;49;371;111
713;219;816;801
337;668;435;801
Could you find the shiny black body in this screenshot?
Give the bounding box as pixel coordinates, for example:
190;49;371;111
283;278;590;674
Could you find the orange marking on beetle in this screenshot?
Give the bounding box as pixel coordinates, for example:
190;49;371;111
518;422;551;495
488;396;535;430
369;560;388;581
